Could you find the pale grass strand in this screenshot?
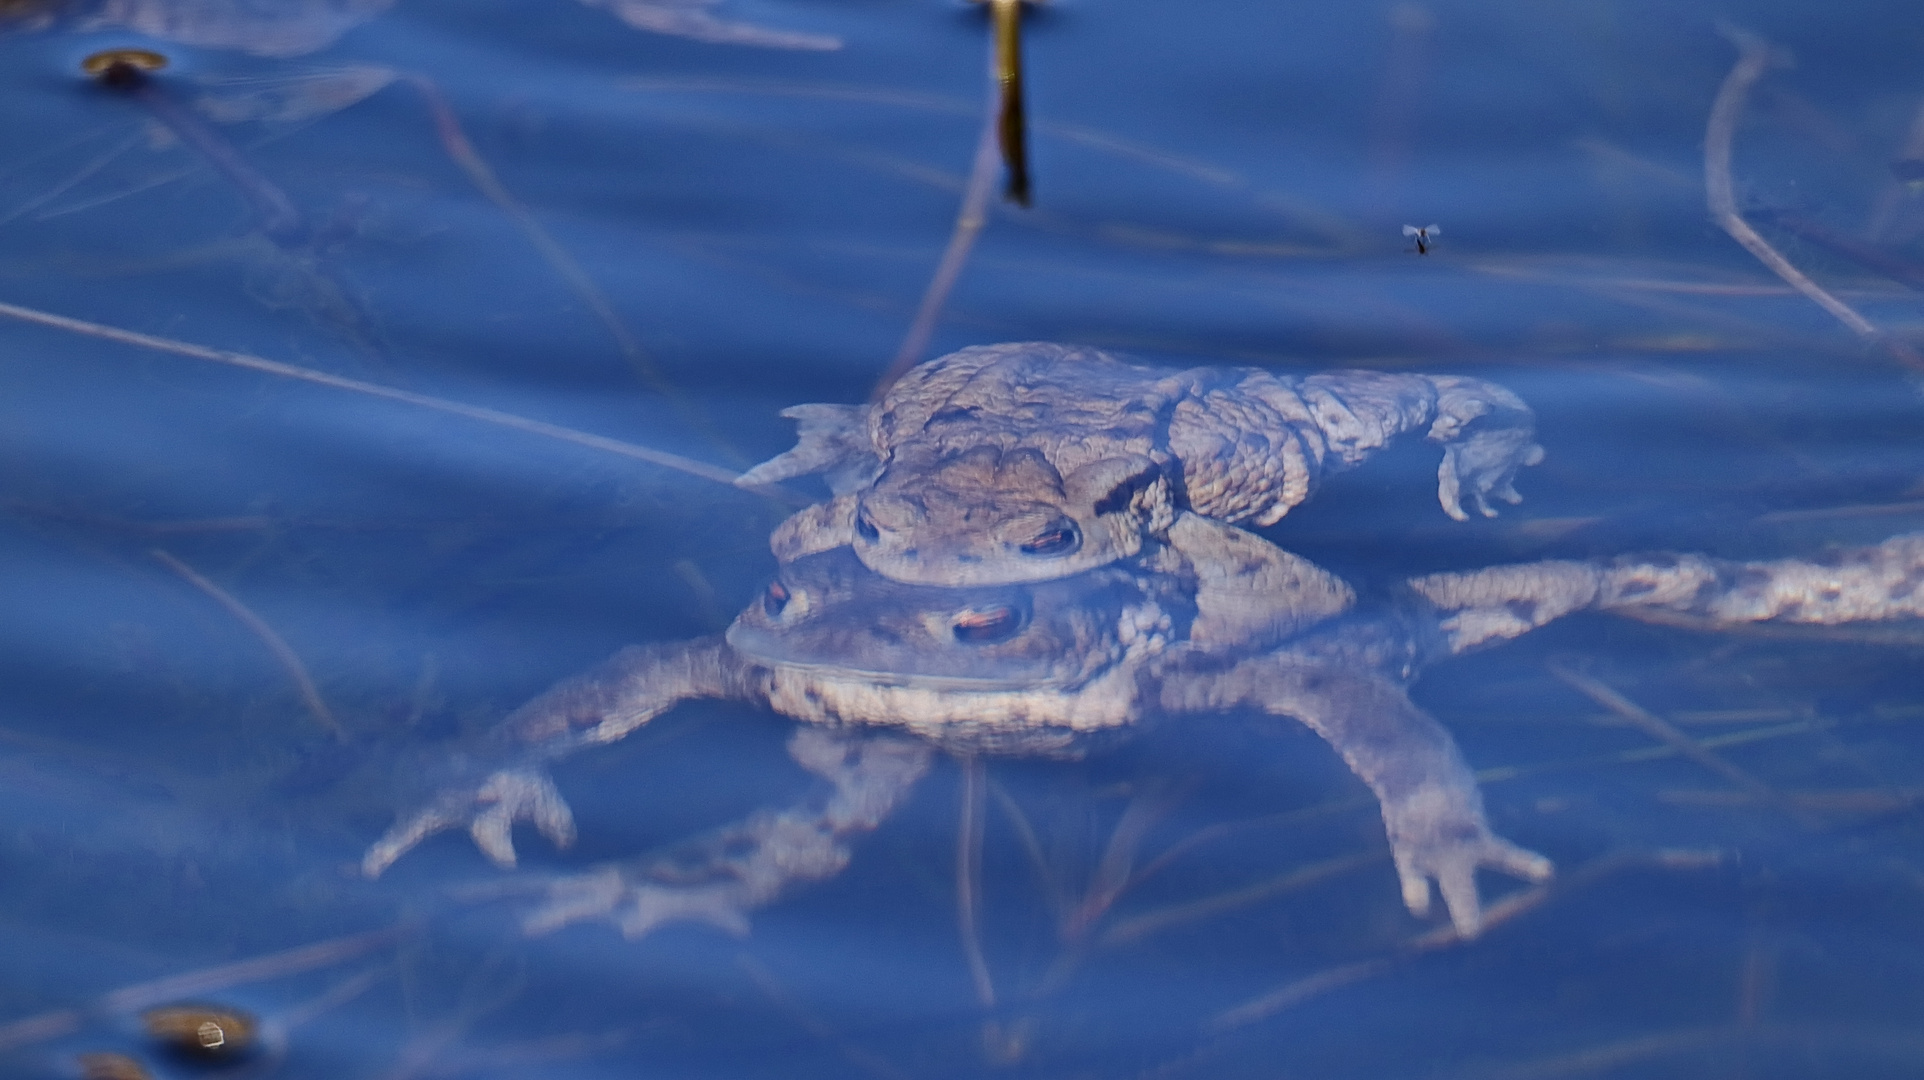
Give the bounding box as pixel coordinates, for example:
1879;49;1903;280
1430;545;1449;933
874;34;1004;396
1704;26;1878;339
0;300;748;489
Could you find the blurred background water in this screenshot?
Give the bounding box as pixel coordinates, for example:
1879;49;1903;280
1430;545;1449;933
3;0;1924;1076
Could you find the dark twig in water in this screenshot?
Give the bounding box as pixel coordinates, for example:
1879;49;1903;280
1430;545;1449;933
1547;660;1802;820
1027;785;1187;1000
1061;783;1184;943
1746;207;1924;293
873;46;1004;396
1660;786;1924;813
1125;795;1372;890
152;548;345;742
0;300;763;493
1704;25;1923;369
1101;850;1379;947
987;777;1068;919
1434;1023;1924;1080
1201;850;1725;1037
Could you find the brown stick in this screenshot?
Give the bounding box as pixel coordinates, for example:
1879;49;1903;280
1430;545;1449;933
990;0;1032;206
0;299;757;491
1547;661;1800;818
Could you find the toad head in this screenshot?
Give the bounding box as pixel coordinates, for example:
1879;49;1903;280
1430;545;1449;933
845;446;1176;586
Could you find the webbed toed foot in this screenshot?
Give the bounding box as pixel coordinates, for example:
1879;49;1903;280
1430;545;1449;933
363;765;576;877
1382;783;1553;937
1429;376;1545;521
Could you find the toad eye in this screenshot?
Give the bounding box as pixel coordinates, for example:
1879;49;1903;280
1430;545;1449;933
853;512;880;544
1018;523;1080;557
762;581;790;617
952;605;1024;644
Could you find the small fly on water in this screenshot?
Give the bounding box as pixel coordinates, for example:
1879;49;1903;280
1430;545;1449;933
1402;223;1440;254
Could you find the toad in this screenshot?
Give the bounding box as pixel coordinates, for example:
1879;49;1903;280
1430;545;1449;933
361;525;1924;941
736;342;1543;584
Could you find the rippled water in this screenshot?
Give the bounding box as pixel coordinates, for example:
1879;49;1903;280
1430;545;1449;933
4;0;1924;1076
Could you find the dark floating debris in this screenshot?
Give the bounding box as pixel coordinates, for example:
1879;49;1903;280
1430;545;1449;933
1402;223;1440;254
1749;207;1924;293
141;1004;257;1058
76;1053;152;1080
80;48;168;85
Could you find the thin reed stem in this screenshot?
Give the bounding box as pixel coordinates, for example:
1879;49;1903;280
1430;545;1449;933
153;548;345;742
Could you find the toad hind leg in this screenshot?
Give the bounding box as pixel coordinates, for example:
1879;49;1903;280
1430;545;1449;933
520;728;933;939
1162;652;1550;937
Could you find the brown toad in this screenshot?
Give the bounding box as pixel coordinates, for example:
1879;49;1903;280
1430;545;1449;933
737;342;1543;585
360;525;1924;942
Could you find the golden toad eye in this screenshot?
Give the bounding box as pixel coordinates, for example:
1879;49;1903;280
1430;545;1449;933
1018;524;1080;557
762;581;790;617
952;605;1024;644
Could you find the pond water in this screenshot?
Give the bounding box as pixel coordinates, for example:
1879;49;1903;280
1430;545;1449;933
3;0;1924;1076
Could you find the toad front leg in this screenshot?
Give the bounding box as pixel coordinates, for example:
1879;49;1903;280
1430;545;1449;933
517;728;933;939
364;637;765;877
1160;649;1551;937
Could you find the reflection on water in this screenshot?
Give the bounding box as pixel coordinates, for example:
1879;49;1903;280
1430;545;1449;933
3;0;1924;1075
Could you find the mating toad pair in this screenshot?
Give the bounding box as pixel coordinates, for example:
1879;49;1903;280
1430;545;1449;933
362;343;1924;941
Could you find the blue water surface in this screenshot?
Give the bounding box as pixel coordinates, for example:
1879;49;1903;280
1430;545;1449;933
3;0;1924;1076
